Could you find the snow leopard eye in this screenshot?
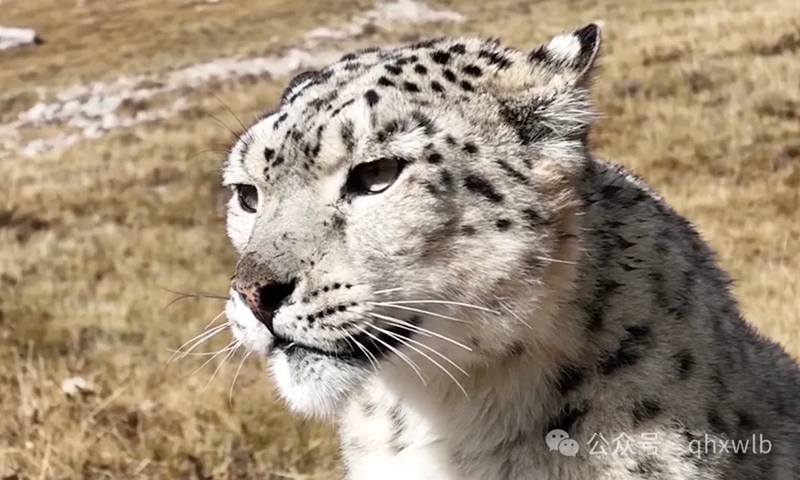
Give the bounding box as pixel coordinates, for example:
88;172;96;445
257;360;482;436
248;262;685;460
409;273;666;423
234;184;258;213
345;157;406;196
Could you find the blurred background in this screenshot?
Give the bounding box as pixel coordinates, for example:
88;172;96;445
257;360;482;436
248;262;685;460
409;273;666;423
0;0;798;478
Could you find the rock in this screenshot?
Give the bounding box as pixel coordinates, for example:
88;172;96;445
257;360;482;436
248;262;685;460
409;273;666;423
0;27;43;51
60;376;94;397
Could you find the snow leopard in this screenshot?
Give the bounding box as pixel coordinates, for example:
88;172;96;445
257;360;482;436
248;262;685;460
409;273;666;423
220;22;800;479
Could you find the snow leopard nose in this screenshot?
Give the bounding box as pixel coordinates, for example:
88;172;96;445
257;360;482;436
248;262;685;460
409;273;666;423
232;280;297;335
231;257;297;335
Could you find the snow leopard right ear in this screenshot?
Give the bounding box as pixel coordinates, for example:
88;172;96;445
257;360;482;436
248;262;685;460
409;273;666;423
529;22;602;87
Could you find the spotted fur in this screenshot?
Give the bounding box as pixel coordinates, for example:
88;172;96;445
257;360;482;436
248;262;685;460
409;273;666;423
221;23;800;479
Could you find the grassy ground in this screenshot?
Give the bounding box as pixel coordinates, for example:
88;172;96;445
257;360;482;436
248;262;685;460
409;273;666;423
1;0;798;478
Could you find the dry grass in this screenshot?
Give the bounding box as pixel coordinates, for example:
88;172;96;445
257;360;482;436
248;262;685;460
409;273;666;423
1;0;799;477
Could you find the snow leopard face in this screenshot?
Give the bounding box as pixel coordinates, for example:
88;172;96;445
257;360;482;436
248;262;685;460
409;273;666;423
222;24;601;418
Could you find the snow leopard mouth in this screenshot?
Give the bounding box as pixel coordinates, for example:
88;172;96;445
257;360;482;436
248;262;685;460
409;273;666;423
272;318;419;366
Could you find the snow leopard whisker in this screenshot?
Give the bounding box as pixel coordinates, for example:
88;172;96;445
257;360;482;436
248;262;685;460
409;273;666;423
366;323;469;378
368;324;470;399
373;287;404;295
190;340;237;378
532;255;577;266
495;300;533;330
166;348;236;357
208;91;248;133
203;310;228;329
173;315;229;352
366;312;473;352
203;343;240;392
368;302;469;323
379;299;500;315
229;349;253;407
159;287;229;309
168;320;229;364
354;325;428;387
344;335;381;373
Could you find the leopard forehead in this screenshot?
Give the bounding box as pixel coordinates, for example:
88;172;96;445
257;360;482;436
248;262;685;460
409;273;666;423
223;28;601;187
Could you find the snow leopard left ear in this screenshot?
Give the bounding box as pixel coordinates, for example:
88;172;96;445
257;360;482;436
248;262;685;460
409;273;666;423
529;22;602;86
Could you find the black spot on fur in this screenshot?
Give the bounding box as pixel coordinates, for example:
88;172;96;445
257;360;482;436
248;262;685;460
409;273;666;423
385;64;402;75
273;112;288;130
736;410;757;434
443;69;457;82
340;120;355;154
439;170;453;189
307;97;326;112
461;225;476;236
554;364;584;395
364;89;380;106
445;135;457;146
463;142;478;154
331;99;355;117
632;399;662;426
263;148;275;162
648;270;672;313
238;138;251;163
331;214;346;232
291;129;302;142
462;64;482;77
521;208;544;229
387;404;409;453
377;76;395;87
707;408;729;435
463;175;504;203
431;50;451;65
544;403;586;436
495;218;512;230
362;400;377;416
411;111;437;135
448;43;466;54
414;64;428;75
528;46;549;63
630;458;664;476
430;81;445;93
508;342;526;357
426;152;443;164
500;100;556;145
410;38;443;49
423;181;442;197
344;62;361;71
496;160;528;184
376;119;401;143
626;325;650;338
459;80;474;92
281;69;320;104
599;325;652;375
478;49;512;69
674;349;695;380
403;81;420;93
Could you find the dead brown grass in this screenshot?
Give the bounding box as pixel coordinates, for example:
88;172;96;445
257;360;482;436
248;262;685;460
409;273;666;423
1;0;799;478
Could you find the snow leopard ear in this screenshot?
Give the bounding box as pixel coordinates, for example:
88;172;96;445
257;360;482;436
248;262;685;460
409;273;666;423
529;22;602;86
493;24;603;148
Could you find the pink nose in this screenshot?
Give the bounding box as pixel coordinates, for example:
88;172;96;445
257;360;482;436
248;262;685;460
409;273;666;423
231;279;296;334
